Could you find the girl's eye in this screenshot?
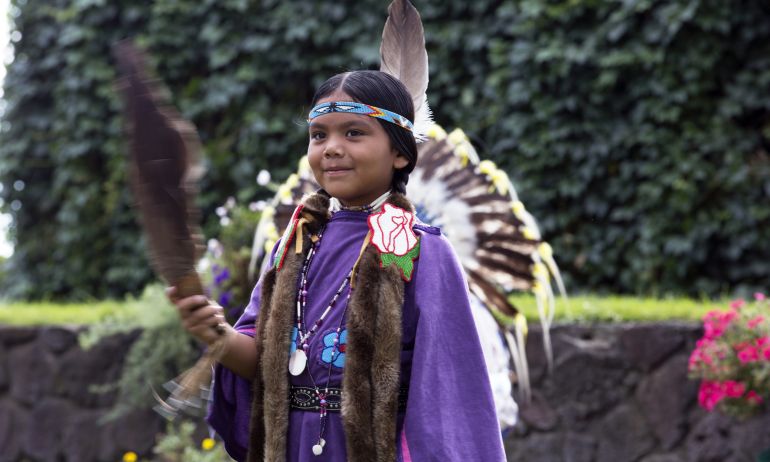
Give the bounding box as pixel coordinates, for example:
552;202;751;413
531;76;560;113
310;131;326;141
346;129;364;137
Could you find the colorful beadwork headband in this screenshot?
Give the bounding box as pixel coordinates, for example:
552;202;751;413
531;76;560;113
308;101;414;132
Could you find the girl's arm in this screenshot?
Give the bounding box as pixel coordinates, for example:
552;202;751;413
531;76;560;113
166;289;258;379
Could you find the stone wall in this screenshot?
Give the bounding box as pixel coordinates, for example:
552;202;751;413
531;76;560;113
1;323;768;462
507;323;770;462
0;326;163;462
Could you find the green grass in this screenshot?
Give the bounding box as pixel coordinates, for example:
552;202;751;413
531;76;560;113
510;294;721;323
0;300;125;325
0;293;724;326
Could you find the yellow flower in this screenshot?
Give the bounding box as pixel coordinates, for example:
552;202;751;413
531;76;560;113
201;438;216;451
122;452;138;462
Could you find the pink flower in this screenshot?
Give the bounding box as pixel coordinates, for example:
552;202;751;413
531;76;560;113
754;292;766;302
735;340;761;363
737;346;759;363
368;203;418;256
746;391;764;405
688;348;712;371
702;310;737;340
698;381;725;411
748;315;765;329
696;338;713;348
689;340;718;371
703;310;721;323
723;380;745;398
757;337;770;359
722;310;738;324
693;297;770;418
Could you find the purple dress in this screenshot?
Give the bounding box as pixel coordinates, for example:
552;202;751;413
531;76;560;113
208;210;506;461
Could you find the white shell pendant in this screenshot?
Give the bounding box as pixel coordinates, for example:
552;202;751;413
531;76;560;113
312;443;323;456
288;349;307;376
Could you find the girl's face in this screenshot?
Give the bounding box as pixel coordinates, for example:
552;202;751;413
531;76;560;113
307;91;409;206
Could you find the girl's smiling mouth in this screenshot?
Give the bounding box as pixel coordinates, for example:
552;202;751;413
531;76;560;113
323;166;354;176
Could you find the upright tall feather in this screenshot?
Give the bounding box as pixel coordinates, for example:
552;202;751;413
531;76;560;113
380;0;433;141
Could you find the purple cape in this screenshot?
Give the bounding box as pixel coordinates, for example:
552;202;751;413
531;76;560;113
208;210;506;461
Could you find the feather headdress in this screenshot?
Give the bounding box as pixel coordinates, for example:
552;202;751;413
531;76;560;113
113;41;232;419
249;1;566;407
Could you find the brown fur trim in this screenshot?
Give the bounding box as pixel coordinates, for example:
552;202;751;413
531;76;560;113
299;192;332;234
246;192;411;462
386;192;415;213
246;268;275;462
247;192;329;462
261;244;307;461
342;193;411;461
342;245;404;462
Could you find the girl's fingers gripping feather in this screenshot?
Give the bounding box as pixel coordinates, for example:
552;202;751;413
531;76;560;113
165;286;179;303
175;295;209;320
175;296;226;345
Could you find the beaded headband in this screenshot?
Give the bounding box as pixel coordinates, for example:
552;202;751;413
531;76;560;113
308;101;414;132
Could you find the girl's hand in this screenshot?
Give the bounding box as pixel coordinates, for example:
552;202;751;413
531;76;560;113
166;286;226;346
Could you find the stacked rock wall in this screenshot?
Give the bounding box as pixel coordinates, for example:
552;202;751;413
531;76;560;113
508;323;770;462
1;323;768;461
0;326;162;462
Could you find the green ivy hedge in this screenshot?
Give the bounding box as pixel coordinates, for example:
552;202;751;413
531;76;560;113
1;0;768;299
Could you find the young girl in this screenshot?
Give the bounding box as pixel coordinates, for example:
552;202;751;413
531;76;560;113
169;70;506;462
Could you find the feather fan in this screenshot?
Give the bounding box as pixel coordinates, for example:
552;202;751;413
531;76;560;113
113;40;230;419
113;40;205;296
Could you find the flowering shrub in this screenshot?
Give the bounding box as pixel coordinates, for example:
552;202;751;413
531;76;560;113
688;293;770;418
121;420;230;462
152;421;230;462
200;198;263;324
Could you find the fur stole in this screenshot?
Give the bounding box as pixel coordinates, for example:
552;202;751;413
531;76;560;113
247;192;413;462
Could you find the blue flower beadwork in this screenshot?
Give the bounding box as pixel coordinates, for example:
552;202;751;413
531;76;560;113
320;329;347;368
289;326;298;355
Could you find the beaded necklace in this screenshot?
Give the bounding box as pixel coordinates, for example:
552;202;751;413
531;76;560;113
288;226;352;375
328;189;391;214
288;224;355;456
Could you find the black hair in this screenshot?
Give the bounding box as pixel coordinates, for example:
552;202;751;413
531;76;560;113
310;70;418;195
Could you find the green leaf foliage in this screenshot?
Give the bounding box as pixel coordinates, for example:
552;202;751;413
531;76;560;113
1;0;769;299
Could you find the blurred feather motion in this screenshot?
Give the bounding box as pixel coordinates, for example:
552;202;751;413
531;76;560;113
113;40;230;419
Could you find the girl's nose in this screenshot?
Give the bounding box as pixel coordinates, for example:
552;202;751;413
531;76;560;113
323;143;343;158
